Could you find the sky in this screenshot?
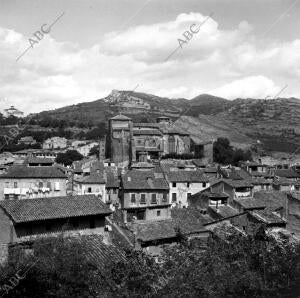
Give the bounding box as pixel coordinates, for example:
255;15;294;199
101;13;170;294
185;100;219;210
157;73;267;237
0;0;300;114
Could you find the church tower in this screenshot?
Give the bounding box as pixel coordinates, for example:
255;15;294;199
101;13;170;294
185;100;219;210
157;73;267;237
108;114;135;166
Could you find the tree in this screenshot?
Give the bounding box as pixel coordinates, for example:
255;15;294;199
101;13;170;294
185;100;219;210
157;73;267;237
213;138;252;165
55;150;83;166
0;236;108;297
213;137;234;164
88;145;99;157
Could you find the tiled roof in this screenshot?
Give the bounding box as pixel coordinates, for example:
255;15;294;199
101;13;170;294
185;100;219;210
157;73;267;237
75;172;106;184
0;165;67;179
131;219;177;242
166;170;208;183
79;235;126;269
133;123;160;128
26;157;54;164
157;122;189;135
194;189;229;199
131;162;155;169
105;171;119;188
171;208;212;234
203;167;218;173
250;210;286;225
110;114;131;121
122;170;169;190
209;205;239;218
273;177;296;186
250;171;274;178
236;190;287;211
274;169;300;178
133;129;162;136
250;177;272;185
221;179;253;188
192;159;206;168
0;195;112;223
240;161;261;167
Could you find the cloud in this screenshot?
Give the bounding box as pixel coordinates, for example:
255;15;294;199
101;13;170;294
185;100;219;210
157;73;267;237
0;12;299;114
210;76;280;99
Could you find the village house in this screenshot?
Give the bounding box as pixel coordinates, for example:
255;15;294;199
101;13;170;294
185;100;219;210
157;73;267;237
43;137;68;150
75;142;99;157
74;172;106;202
239;161;268;174
274;169;300;182
0;195;112;246
25;156;54;167
164;170;209;207
0;165;67;200
13;149;59;159
3;106;24;118
209;179;254;206
188;187;241;222
105;170;120;205
111;208;212;256
17;136;36;145
228;191;287;234
120;169;171;222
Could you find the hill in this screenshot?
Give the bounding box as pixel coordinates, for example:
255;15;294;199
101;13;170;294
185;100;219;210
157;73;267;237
30;91;300;153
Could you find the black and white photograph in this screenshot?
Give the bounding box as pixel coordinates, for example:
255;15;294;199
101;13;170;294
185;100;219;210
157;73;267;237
0;0;299;297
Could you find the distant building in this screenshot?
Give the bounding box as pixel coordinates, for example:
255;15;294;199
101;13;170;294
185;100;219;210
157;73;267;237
43;137;67;150
0;165;67;200
74;172;106;202
107;114;200;165
25;157;54;167
108;114;134;167
13;149;59;159
18;136;36;145
76;142;99;157
3;106;24;118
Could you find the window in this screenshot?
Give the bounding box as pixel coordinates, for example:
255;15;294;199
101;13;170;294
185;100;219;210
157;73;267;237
140;194;146;204
162;193;168;202
131;194;136;204
14;182;18;188
157;210;161;217
47;182;51;190
151;194;157;204
87;187;92;193
202;182;206;188
172;193;177;202
54;182;60;191
14;194;18;200
172;182;176;188
4;194;9;200
39;181;43;188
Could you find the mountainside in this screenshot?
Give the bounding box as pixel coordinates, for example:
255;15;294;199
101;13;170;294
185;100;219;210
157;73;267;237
32;91;300;153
